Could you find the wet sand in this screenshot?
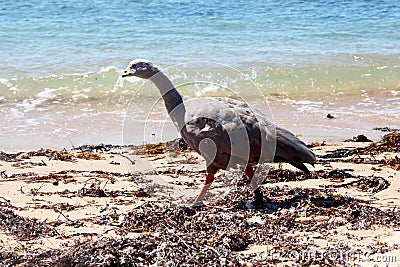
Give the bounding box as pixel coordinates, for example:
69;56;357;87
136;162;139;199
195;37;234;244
0;133;399;266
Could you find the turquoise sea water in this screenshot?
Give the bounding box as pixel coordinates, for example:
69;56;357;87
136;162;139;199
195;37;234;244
1;0;399;150
1;0;400;76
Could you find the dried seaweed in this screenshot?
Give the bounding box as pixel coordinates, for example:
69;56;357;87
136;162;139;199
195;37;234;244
5;187;398;266
320;148;354;159
307;141;327;148
382;155;400;170
233;167;389;195
353;176;390;193
0;184;399;266
329;176;390;193
0;151;19;162
322;132;400;161
366;132;400;153
373;126;400;132
0;207;57;241
72;143;114;152
132;138;191;157
75;152;105;160
36;202;77;212
344;134;372;142
1;134;399;266
4;148;107;162
11;160;47;168
263;169;312;183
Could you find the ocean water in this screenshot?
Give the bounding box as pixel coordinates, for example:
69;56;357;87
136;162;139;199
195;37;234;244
1;0;399;150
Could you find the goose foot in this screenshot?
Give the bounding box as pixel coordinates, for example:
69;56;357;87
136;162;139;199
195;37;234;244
253;187;264;204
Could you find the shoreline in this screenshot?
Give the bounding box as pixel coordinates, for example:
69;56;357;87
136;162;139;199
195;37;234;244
1;63;400;153
1;124;396;154
1;97;398;152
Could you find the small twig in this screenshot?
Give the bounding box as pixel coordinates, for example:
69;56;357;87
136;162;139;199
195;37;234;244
0;196;11;204
31;183;46;196
102;178;110;191
119;153;136;165
43;219;65;239
330;179;359;188
175;166;184;178
82;177;101;187
68;138;75;150
54;208;74;223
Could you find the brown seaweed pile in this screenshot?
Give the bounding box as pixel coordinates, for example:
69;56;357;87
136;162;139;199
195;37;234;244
0;206;58;241
0;134;398;266
373;127;400;132
132;138;191;156
330;176;390;193
344;134;373;142
322;132;399;159
0;152;18;162
0;149;105;163
1;185;399;266
320;132;400;170
363;132;399;153
232;167;390;194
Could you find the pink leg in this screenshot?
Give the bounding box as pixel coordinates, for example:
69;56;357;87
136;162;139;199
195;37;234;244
193;173;214;205
245;165;257;190
245;164;263;203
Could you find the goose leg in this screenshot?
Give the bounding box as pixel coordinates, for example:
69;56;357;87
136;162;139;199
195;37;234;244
245;165;263;203
193;173;214;206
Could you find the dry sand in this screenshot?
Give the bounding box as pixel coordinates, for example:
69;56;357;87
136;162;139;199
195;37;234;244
0;134;399;266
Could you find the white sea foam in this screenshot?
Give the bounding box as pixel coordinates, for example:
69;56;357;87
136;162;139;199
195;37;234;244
16;99;43;112
0;78;11;87
293;100;323;106
99;66;119;73
112;76;126;93
37;88;57;99
121;76;142;84
194;84;220;97
72;93;89;101
13;88;62;112
9;87;20;93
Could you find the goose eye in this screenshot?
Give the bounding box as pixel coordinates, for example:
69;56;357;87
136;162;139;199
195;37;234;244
131;64;137;69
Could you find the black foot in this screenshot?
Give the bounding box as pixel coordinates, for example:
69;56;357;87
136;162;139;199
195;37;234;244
253;188;264;204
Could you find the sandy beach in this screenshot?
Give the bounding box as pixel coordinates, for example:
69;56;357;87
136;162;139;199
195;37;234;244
2;0;400;266
0;132;399;266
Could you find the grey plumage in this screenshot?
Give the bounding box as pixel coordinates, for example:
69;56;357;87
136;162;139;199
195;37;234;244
274;126;316;173
122;60;317;204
